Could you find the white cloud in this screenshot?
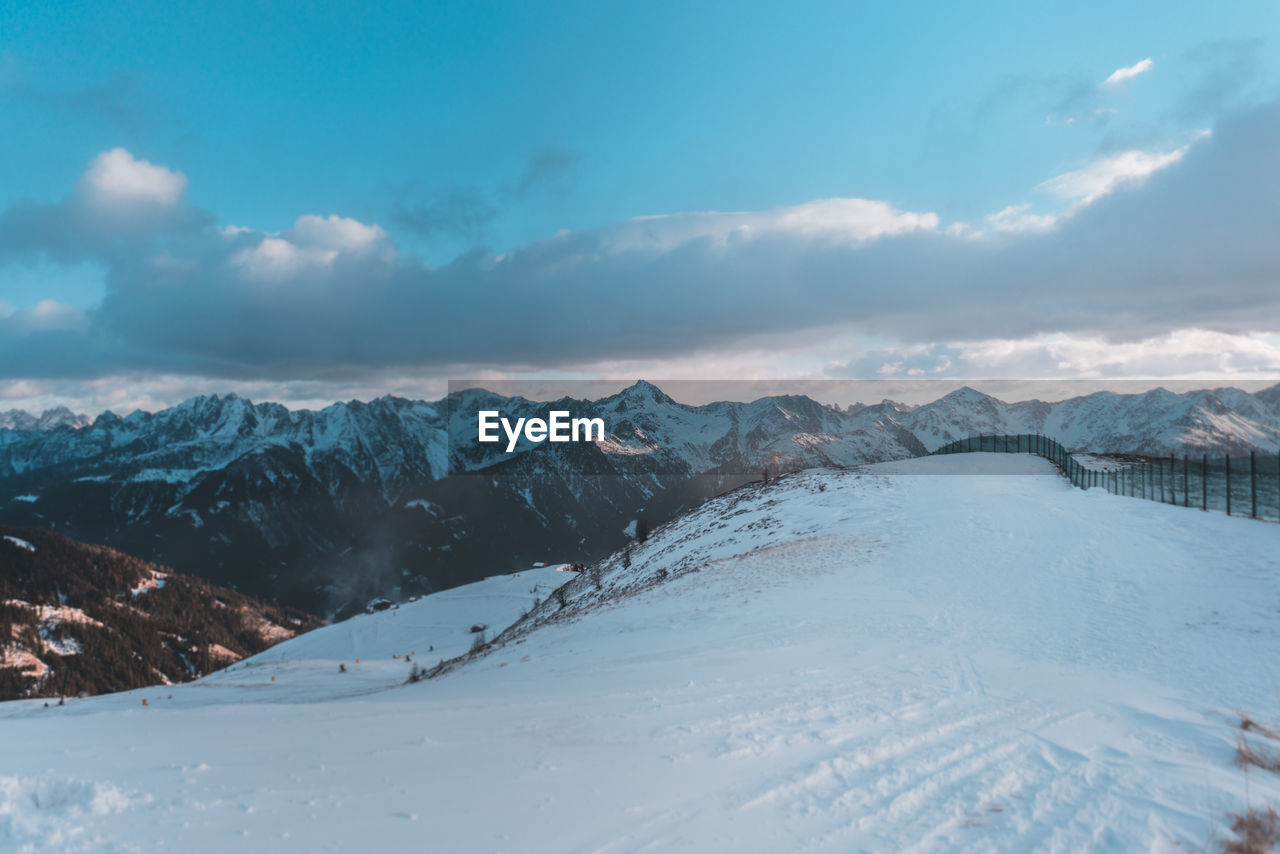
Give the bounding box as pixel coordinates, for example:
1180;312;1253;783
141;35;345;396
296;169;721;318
1;298;87;332
984;204;1058;234
1037;137;1204;205
231;214;391;281
79;148;187;207
1104;58;1154;86
231;236;338;281
831;329;1280;382
292;214;388;254
606;198;939;253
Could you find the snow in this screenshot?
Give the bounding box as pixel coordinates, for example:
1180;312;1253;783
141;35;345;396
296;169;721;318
11;494;38;503
131;468;205;483
129;575;167;597
2;535;35;551
4;602;104;630
404;498;437;513
0;775;146;852
1;455;1278;851
862;454;1050;475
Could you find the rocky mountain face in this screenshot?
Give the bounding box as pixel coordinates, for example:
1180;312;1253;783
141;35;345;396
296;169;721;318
0;526;320;701
1;381;1277;616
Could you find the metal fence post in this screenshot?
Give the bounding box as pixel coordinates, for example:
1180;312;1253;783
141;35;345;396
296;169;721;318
1182;455;1188;507
1251;450;1257;518
1202;454;1207;510
1226;455;1232;516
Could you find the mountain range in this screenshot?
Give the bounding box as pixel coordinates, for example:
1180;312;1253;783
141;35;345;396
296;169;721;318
1;380;1278;615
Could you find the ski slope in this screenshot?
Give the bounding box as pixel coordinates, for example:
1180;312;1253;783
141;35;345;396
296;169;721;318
2;453;1279;853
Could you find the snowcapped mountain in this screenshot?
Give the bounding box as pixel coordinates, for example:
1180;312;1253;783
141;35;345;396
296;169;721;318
2;380;1279;614
0;384;921;615
900;384;1280;453
0;406;90;432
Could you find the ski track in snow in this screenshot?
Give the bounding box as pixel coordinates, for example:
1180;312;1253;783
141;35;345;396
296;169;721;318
1;454;1278;852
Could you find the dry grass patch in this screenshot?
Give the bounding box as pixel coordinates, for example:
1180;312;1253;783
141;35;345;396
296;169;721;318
1237;714;1280;775
1222;806;1279;854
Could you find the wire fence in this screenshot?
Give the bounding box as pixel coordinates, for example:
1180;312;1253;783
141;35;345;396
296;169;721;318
934;433;1280;522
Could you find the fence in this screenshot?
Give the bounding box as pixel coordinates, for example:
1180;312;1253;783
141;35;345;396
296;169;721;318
934;434;1280;522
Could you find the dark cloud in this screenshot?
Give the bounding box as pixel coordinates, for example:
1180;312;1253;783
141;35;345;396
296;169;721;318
516;148;582;196
3;69;148;130
4;99;1280;382
391;187;499;241
391;149;581;244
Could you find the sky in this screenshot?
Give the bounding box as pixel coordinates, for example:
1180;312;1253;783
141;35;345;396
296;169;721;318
1;1;1279;414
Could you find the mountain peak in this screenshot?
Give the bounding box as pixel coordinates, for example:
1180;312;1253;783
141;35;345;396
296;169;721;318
613;380;676;406
936;386;997;406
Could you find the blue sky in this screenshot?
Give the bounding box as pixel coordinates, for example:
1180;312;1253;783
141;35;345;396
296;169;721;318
1;1;1279;412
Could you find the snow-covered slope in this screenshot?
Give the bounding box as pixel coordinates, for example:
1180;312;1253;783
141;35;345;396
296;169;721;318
203;565;568;700
2;455;1278;852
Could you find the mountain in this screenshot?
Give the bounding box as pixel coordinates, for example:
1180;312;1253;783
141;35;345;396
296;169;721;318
2;380;1279;615
3;455;1276;852
0;526;321;701
0;406;90;432
0;384;924;614
899;383;1280;454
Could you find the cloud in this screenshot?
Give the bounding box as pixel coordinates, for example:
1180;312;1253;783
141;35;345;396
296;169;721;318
517;148;582;196
230;216;392;281
598;198;937;254
393;150;583;244
3;99;1280;387
1036;137;1201;204
1;62;147;130
392;187;499;241
1104;58;1154;87
80;148;187;208
829;329;1280;380
979;204;1058;235
292;214;389;255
